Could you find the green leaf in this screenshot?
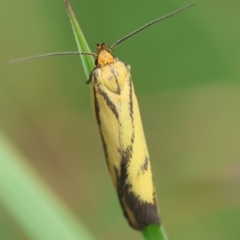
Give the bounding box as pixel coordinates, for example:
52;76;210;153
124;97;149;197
64;0;95;78
0;132;95;240
142;225;169;240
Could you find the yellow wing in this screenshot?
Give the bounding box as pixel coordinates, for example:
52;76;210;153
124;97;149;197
90;56;160;230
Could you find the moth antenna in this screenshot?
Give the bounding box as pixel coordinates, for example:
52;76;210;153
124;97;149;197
81;52;98;57
105;45;114;52
110;4;195;50
10;52;97;64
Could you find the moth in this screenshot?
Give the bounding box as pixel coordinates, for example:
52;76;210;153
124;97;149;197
11;4;194;230
84;5;193;229
89;42;160;230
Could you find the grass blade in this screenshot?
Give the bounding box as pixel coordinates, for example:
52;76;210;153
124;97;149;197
142;225;169;240
64;0;95;78
0;132;95;240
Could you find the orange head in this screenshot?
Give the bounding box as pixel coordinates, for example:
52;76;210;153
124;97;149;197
95;43;115;67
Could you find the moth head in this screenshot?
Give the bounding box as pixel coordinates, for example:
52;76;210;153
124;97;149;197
95;42;115;67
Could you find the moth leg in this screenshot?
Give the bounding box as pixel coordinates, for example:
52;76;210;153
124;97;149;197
86;78;91;84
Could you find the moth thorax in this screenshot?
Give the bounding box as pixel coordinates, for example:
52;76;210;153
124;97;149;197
97;50;115;67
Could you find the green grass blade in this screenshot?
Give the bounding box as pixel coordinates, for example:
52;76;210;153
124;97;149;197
64;0;95;78
0;132;95;240
142;225;169;240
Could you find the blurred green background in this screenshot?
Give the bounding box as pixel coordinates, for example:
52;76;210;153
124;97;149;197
1;0;240;239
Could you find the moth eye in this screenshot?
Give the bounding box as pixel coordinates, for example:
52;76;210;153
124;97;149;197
96;43;100;47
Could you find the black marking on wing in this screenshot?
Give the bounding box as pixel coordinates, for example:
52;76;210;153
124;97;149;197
98;87;119;120
137;157;149;176
115;153;160;230
117;135;160;229
110;65;121;94
99;132;110;171
93;84;101;126
142;157;149;171
128;78;134;126
92;83;110;170
128;78;135;145
124;188;160;230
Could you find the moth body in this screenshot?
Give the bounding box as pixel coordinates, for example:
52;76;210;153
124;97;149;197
90;45;160;230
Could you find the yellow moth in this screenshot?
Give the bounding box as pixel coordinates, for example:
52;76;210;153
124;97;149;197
89;43;159;230
11;4;194;230
84;5;193;230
